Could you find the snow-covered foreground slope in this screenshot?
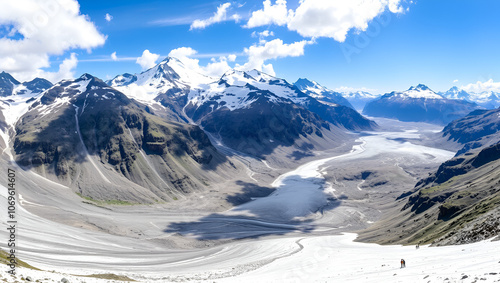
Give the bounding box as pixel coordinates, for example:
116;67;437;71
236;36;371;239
2;231;499;282
220;233;500;283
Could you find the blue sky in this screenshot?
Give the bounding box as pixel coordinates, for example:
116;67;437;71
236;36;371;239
1;0;500;94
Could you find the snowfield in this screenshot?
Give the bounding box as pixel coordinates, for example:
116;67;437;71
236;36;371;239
1;233;499;282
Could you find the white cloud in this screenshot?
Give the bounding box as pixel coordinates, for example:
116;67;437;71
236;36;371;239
334;86;377;94
168;39;308;78
111;52;118;61
231;14;242;23
204;57;233;77
236;38;312;76
190;3;240;30
168;47;234;78
461;79;500;93
35;53;78;83
0;0;106;82
245;0;290;28
168;47;203;72
105;13;113;22
136;50;160;70
251;30;275;44
245;0;405;42
453;79;459;84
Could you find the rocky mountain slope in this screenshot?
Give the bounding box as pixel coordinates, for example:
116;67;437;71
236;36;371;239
294;78;354;109
13;74;236;203
441;107;500;155
358;109;500;245
184;69;376;156
363;84;480;125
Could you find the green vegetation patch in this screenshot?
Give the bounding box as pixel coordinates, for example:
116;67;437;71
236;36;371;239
76;192;136;206
80;273;136;281
0;249;40;270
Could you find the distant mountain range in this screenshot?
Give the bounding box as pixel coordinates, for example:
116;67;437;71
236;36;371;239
440;86;500;109
363;84;480;125
0;71;52;97
341;90;380;111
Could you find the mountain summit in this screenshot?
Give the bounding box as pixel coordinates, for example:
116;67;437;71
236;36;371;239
0;72;52;97
363;84;480;125
294;78;354;109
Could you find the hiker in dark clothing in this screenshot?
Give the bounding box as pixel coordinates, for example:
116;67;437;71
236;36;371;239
401;259;406;268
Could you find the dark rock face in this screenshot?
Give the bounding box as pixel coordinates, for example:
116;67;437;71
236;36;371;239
191;94;330;157
0;72;21;96
305;97;376;130
22;78;53;94
442;108;500;155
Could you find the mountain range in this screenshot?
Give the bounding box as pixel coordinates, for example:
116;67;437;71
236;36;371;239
440;86;500;109
110;58;376;157
1;57;378;203
0;71;53;97
363;84;480;125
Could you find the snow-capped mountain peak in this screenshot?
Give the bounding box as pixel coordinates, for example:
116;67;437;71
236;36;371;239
440;86;471;100
294;78;355;109
408;84;431;91
108;56;215;103
0;72;53;129
1;71;22;97
394;84;443;99
294;78;327;96
218;69;285;88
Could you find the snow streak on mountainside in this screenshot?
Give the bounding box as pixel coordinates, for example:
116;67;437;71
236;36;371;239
294;78;354;109
363;84;480;125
